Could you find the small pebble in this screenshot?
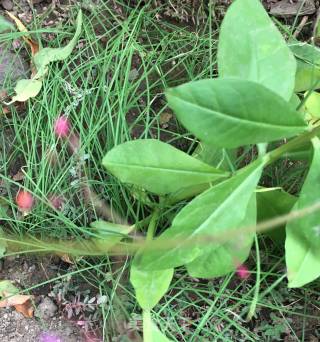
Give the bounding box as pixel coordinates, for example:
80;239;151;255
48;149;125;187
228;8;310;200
36;297;58;320
1;0;13;11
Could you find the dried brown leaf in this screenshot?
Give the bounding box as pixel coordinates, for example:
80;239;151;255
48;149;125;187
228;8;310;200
6;12;39;57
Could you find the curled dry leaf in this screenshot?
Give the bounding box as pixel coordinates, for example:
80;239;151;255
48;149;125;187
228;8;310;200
5;10;82;104
5;11;39;56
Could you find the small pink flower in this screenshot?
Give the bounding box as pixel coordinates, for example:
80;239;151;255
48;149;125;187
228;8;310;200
16;190;34;212
39;332;62;342
48;194;64;210
54;116;70;138
236;264;250;280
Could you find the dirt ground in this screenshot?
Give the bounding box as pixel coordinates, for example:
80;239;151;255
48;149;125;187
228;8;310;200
0;256;84;341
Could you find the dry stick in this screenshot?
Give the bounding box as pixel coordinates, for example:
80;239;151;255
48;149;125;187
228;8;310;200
2;199;320;256
136;200;320;254
293;15;309;39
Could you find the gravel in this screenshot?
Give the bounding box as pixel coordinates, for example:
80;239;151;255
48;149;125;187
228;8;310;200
0;308;83;342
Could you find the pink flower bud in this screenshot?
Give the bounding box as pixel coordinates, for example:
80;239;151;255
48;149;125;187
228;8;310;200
16;190;34;212
54;116;70;138
236;264;250;280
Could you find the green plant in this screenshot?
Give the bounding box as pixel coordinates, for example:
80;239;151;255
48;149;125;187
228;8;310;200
99;0;320;339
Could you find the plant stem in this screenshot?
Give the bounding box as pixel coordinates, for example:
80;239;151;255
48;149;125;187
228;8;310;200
267;124;320;164
142;210;160;341
143;309;152;342
246;234;260;321
146;209;159;242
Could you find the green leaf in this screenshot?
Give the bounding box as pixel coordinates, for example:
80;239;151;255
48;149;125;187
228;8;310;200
289;93;302;111
294;60;320;92
218;0;296;100
0;15;14;33
90;220;133;251
289;42;320;67
136;158;265;271
130;265;173;310
257;188;296;244
0;228;7;258
103;139;228;195
166;79;307;149
33;10;82;78
186;195;256;278
149;323;171;342
6;79;42;104
285;137;320;287
304;91;320;118
193;142;236;172
143;311;172;342
0;280;19;297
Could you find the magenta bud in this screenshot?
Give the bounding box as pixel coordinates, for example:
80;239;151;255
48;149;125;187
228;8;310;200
54;116;70;138
16;190;34;212
236;264;250;280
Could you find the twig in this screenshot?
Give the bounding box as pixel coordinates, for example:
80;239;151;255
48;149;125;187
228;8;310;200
293;15;309;39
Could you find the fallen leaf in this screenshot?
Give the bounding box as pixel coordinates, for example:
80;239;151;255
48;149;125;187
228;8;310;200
33;10;83;79
5;12;28;33
5;79;42;104
4;10;82;104
0;280;34;318
5;12;39;56
14;302;34;318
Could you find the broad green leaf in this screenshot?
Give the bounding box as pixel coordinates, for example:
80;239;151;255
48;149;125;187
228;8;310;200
218;0;296;100
91;220;133;251
304;91;320;118
136;158;265;271
166;79;307;149
186;195;256;278
289;93;302;111
6;79;42;104
294;60;320;92
257;188;296;244
130;265;173;310
166;183;211;205
103;139;228;195
0;15;14;33
285;137;320;287
33;10;82;78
